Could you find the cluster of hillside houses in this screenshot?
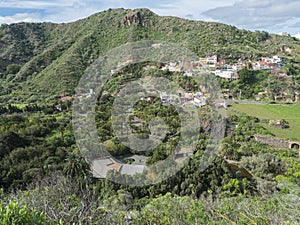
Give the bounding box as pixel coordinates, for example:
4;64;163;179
160;91;208;108
161;55;284;80
58;54;286;108
156;54;286;106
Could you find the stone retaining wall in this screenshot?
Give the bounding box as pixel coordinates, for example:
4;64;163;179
253;135;300;156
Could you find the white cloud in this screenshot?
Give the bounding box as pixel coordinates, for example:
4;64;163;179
234;0;273;8
0;0;75;9
46;9;98;23
201;0;300;34
0;13;41;24
148;0;234;20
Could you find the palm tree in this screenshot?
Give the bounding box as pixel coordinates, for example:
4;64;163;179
63;149;90;179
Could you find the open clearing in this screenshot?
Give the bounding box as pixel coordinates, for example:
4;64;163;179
230;103;300;142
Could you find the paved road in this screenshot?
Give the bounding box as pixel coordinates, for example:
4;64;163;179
225;99;269;105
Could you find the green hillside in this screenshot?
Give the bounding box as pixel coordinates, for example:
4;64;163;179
1;8;300;102
0;8;299;224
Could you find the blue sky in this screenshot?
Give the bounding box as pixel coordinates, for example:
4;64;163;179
0;0;300;35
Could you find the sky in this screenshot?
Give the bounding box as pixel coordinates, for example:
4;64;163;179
0;0;300;36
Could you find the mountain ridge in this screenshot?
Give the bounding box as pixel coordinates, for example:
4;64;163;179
0;8;300;101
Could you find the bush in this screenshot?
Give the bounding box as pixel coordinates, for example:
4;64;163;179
0;200;53;225
5;64;21;75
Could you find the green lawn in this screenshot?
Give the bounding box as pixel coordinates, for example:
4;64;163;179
230;104;300;142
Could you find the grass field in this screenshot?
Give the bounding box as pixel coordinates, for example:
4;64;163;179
230;103;300;141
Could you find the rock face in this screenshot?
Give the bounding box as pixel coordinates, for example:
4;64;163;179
280;45;292;53
123;12;143;26
122;10;153;27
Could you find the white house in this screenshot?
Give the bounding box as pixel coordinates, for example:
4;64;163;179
272;55;282;63
253;62;261;71
214;70;235;79
194;92;203;98
261;56;282;64
184;72;193;77
206;55;218;64
160;92;179;104
193;96;206;106
184;92;194;100
232;63;245;71
161;62;183;72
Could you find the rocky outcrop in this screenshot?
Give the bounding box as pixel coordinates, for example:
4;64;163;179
122;10;153;27
123;11;143;26
280;45;292;54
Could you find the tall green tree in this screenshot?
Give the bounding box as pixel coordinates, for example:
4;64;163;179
239;68;255;85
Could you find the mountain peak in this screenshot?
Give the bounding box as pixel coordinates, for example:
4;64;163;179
122;8;156;27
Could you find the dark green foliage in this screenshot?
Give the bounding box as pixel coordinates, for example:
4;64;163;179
280;119;290;129
0;110;75;189
63;149;91;179
239;68;255;85
5;64;21;75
